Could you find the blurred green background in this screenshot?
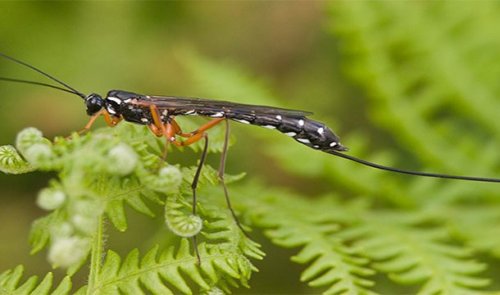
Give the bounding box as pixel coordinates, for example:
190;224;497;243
1;1;500;294
0;2;351;292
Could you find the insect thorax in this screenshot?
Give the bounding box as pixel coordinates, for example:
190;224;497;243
105;90;153;124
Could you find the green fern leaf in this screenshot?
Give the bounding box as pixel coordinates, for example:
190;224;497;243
235;186;374;294
0;145;34;174
328;1;500;199
422;204;500;258
342;213;489;294
0;265;72;295
88;239;254;294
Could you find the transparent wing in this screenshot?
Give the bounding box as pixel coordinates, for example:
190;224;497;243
144;95;313;117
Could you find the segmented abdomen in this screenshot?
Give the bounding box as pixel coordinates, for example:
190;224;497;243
223;111;347;152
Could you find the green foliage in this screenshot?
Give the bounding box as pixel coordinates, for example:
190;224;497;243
340;212;489;295
237;187;376;295
1;123;262;294
174;3;500;293
78;240;254;295
0;265;72;295
2;2;500;294
0;145;34;174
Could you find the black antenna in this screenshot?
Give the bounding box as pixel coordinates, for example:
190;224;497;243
0;77;79;95
0;52;86;99
328;150;500;183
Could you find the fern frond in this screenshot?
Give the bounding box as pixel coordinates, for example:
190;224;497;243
87;239;254;295
423;204;500;258
0;145;34;174
328;1;500;200
163;177;265;288
2;122;261;292
200;199;264;263
164;193;203;238
234;186;375;294
341;212;489;294
0;265;72;295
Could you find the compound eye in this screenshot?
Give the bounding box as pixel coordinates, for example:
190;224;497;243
85;93;104;115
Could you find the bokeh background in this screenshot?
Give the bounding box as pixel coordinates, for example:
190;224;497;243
1;2;500;294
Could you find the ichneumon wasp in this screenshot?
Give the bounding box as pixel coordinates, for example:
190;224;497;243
1;52;500;261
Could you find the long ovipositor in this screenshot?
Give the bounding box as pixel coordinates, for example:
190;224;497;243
1;52;500;183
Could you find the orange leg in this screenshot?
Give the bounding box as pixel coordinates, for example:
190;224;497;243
171;131;206;147
169;118;225;145
78;109;122;135
149;105;164;132
170;119;187;137
103;112;122;127
185;118;224;137
148;123;164;137
147;105;172;158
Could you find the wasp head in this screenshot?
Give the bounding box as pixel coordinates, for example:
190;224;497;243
85;93;105;116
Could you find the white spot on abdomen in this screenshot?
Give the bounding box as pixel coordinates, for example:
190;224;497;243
276;115;282;120
285;132;297;137
263;125;276;129
235;119;250;124
329;142;338;147
298;119;304;127
211;112;224;118
296;138;310;144
317;127;324;135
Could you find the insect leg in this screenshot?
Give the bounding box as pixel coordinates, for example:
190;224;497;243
102;111;122;127
147;123;164;137
217;120;249;237
149;105;164;130
148;105;175;159
170;119;189;137
179;118;225;138
175;119;248;235
169;119;224;264
171;132;209;265
78;110;121;135
79;110;104;134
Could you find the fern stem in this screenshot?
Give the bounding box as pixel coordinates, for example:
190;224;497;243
87;214;105;295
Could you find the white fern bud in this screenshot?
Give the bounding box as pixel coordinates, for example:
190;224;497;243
144;165;183;194
24;143;54;168
15;128;53;168
48;236;89;268
70;199;102;234
50;222;74;239
15;127;44;153
37;188;66;210
16;127;51;154
106;143;138;175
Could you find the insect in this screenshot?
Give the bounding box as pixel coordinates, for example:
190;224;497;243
1;52;500;259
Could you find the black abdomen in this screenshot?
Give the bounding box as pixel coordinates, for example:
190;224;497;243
224;111;347;152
